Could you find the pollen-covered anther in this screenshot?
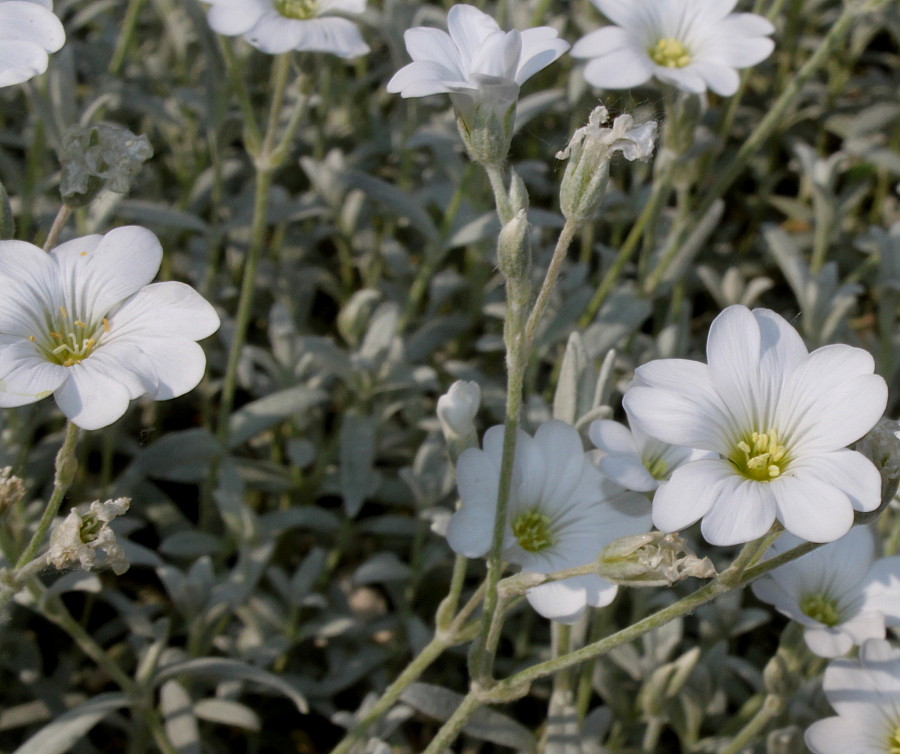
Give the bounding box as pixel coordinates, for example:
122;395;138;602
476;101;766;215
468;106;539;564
730;429;790;481
649;37;691;68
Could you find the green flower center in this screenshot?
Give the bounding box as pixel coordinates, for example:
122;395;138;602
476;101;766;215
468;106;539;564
888;727;900;754
649;38;691;68
31;305;106;368
728;430;790;482
274;0;318;20
645;456;668;481
800;593;841;627
511;509;555;553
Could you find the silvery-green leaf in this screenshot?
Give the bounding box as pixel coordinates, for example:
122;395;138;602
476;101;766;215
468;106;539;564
136;429;224;483
193;699;260;731
227;386;327;450
160;680;201;754
11;693;128;754
339;413;377;517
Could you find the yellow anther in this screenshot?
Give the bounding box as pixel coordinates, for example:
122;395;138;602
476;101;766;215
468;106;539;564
768;465;781;478
50;331;63;340
729;429;790;482
59;306;68;319
28;335;35;342
74;320;87;327
649;38;692;68
102;318;110;332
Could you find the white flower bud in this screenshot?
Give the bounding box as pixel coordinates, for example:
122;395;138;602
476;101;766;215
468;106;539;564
557;106;657;225
437;381;481;441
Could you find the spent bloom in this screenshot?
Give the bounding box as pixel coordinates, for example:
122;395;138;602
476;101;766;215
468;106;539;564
571;0;775;96
589;410;709;493
0;226;220;430
556;105;657;224
447;420;651;623
805;639;900;754
0;0;65;88
203;0;370;58
752;528;900;657
624;305;887;546
47;498;131;575
387;4;568;164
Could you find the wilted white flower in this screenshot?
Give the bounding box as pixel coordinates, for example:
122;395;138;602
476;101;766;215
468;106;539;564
752;528;900;657
571;0;775;96
805;639;900;754
447;420;651;623
0;226;220;430
624;305;887;545
387;4;568;164
437;380;481;439
556;105;656;223
204;0;370;58
47;498;131;575
0;0;65;88
589;410;708;493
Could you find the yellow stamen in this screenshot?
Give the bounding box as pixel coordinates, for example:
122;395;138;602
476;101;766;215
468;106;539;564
102;318;110;332
74;320;87;327
59;306;68;319
512;509;555;553
728;429;790;482
649;38;692;68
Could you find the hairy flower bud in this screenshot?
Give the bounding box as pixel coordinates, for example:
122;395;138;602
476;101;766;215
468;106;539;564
557;105;657;225
0;468;25;514
856;418;900;504
452;80;518;167
497;210;531;282
437;380;481;460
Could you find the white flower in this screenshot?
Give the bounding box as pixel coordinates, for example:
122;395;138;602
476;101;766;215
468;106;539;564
0;226;220;430
624;305;887;546
204;0;369;58
437;380;481;439
571;0;775;96
589;412;710;493
386;4;568;103
805;639;900;754
0;0;65;87
752;527;900;657
447;420;652;623
48;498;130;575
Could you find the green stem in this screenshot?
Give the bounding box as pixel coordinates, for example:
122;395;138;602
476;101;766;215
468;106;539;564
721;694;783;754
42;204;72;251
484;163;513;223
524;218;579;348
329;581;486;754
643;2;858;293
218;39;262;155
420;692;483;754
14;422;79;570
108;0;147;75
578;164;674;328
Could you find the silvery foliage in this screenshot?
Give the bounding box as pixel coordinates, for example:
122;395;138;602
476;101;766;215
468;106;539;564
0;0;896;752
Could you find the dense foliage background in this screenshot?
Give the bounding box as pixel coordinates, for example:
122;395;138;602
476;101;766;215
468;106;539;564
0;0;897;751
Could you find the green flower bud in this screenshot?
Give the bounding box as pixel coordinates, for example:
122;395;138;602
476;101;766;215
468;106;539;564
451;77;519;166
497;209;531;282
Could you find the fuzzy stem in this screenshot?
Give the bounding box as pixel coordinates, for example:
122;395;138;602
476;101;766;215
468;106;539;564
420;692;483;754
721;694;783;754
14;422;79;570
42;204;73;251
524;218;579;347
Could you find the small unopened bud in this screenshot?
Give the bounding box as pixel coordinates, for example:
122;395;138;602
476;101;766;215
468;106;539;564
437;381;481;458
47;498;131;575
508;171;529;215
557;105;657;225
0;468;26;514
497;209;531;282
596;531;715;587
451;78;518;166
60;123;153;208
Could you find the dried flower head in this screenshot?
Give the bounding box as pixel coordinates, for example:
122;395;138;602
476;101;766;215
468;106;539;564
47;498;131;575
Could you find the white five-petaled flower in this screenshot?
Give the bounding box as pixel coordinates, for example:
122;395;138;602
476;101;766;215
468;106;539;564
204;0;369;58
805;639;900;754
589;411;710;493
571;0;775;96
752;527;900;658
387;4;568;102
0;226;220;430
624;305;887;546
0;0;65;88
447;420;652;624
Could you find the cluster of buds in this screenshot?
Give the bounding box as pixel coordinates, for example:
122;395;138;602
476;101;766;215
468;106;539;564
47;498;131;575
